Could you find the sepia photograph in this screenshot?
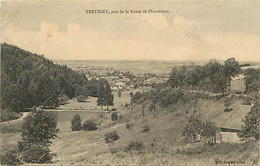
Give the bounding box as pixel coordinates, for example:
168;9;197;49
0;0;260;165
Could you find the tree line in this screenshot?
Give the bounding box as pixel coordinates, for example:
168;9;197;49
167;58;260;95
167;58;241;94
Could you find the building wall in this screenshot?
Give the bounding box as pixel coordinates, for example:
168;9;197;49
220;132;242;143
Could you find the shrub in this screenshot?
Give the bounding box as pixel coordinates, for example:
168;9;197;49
71;114;82;131
124;103;130;108
243;97;251;105
111;112;118;121
58;95;69;105
224;108;233;112
224;97;232;108
118;114;123;120
21;144;53;163
130;92;133;97
118;89;121;97
76;95;87;102
111;108;117;111
131;91;142;104
142;125;150;132
126;123;130;129
125;140;144;151
105;130;120;143
0;109;21;122
0;149;20;165
83;119;97;131
109;148;118;154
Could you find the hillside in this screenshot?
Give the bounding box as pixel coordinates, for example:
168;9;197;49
1;43;103;113
46;96;258;165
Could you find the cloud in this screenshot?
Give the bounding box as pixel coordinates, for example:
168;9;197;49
2;15;260;62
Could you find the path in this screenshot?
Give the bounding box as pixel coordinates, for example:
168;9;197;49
0;112;29;125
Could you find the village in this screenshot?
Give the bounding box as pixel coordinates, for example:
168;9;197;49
73;65;170;91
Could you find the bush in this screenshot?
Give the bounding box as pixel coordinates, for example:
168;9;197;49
71;114;82;131
109;148;118;154
131;91;142;104
83;119;97;131
111;112;118;121
243;97;251;105
118;114;123;120
105;130;120;143
142;125;150;132
58;95;69;105
224;97;232;108
21;144;53;163
126;123;133;129
0;149;20;165
130;92;133;97
224;108;233;112
0;109;21;122
118;89;121;97
76;95;87;102
124;103;130;108
125;140;144;151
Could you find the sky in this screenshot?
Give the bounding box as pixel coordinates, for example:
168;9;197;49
1;0;260;62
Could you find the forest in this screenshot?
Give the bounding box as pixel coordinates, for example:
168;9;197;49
1;43;107;113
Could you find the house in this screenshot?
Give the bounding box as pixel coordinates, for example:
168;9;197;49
212;104;252;143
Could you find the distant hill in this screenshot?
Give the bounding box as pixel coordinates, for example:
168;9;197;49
1;43;101;112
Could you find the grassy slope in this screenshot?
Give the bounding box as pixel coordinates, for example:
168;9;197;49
48;96;257;165
1;88;258;165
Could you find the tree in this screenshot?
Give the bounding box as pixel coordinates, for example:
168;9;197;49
244;68;260;93
97;81;114;110
167;66;186;88
17;107;58;163
224;58;241;93
183;117;203;142
238;102;260;141
213;69;228;94
201;121;218;143
183;117;218;143
97;83;106;109
104;83;114;110
184;65;200;88
71;114;82;131
204;60;228;94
